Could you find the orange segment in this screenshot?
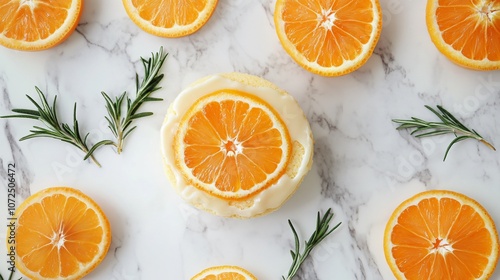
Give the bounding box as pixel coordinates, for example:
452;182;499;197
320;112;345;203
0;0;82;51
174;89;291;200
426;0;500;70
191;265;257;280
12;187;111;280
384;190;500;280
274;0;382;76
122;0;218;37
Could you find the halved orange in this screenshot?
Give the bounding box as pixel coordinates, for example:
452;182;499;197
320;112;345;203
174;89;292;200
426;0;500;70
0;0;82;51
274;0;382;76
384;190;499;279
191;265;257;280
122;0;218;37
12;187;111;280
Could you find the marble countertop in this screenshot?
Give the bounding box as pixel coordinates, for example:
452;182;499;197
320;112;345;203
1;0;500;279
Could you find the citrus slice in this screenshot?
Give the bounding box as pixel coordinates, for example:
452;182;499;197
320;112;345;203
191;265;257;280
384;190;500;279
274;0;382;76
426;0;500;70
174;89;292;200
0;0;82;51
122;0;218;37
161;73;314;218
12;187;111;280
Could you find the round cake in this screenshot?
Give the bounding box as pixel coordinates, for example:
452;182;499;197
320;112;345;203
160;73;313;218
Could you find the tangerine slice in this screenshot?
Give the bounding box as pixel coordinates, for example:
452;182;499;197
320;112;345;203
426;0;500;70
274;0;382;76
384;190;499;279
0;0;82;51
174;89;292;200
191;265;257;280
122;0;218;37
12;187;111;280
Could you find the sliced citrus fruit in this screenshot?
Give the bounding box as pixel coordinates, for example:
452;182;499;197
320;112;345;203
426;0;500;70
122;0;218;37
161;73;314;218
274;0;382;76
0;0;82;51
191;265;257;280
12;187;111;280
174;89;292;200
384;190;499;280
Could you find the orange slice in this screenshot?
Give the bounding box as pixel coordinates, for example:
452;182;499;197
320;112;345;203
174;89;292;200
191;265;257;280
12;187;111;280
426;0;500;70
274;0;382;76
122;0;218;37
384;190;500;280
0;0;82;51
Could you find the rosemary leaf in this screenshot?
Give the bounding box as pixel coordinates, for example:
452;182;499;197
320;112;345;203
393;105;496;161
11;109;40;116
84;140;115;160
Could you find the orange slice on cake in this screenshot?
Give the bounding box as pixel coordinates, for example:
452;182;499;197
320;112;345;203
174;89;291;200
161;73;313;218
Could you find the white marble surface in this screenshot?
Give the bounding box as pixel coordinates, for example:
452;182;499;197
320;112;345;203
1;0;500;279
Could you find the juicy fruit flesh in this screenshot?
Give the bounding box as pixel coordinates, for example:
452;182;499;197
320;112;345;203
0;0;71;41
201;272;246;280
16;194;104;278
281;0;375;67
436;0;500;61
179;90;290;198
391;196;495;279
132;0;208;28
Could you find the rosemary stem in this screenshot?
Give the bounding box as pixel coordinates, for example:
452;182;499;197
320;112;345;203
79;144;101;167
115;123;124;154
117;137;124;154
480;139;496;151
88;154;102;168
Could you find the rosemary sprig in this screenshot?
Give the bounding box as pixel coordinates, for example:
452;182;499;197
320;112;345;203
1;87;102;167
282;208;342;280
392;105;496;161
88;47;168;156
